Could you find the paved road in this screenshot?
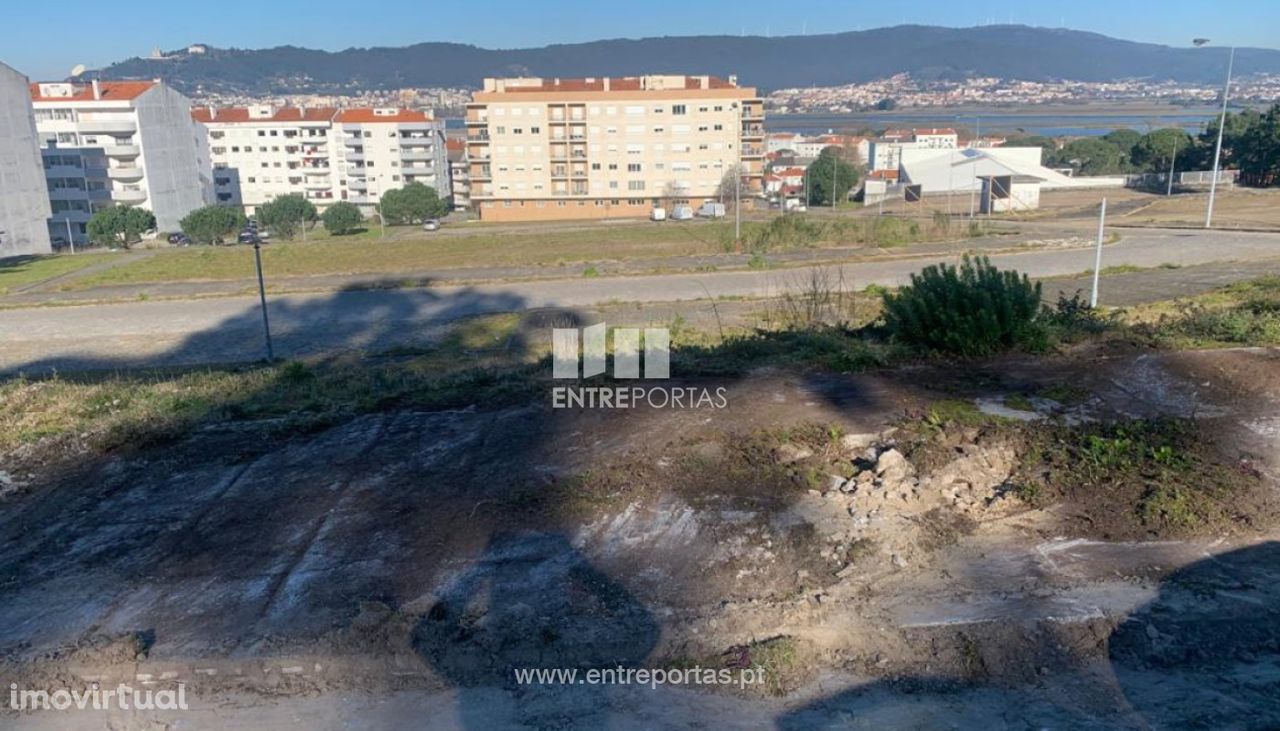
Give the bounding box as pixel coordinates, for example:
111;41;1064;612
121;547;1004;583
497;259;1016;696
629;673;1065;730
3;228;1278;373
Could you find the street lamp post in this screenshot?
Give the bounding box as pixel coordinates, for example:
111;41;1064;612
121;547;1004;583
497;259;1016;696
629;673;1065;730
1198;40;1235;229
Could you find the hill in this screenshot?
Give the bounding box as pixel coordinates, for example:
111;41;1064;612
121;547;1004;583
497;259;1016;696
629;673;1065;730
94;25;1280;95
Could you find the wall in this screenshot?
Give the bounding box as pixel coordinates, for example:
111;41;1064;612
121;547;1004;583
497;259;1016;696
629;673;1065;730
0;63;52;257
134;84;210;230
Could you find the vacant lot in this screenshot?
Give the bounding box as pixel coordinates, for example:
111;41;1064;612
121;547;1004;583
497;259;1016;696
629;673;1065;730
0;252;117;294
48;214;987;291
1117;187;1280;229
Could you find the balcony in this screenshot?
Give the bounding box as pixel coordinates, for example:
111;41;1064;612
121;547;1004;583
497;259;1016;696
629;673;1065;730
466;132;491;142
741;125;765;138
400;150;434;162
741;146;765;158
104;144;140;157
302;148;327;158
345;151;365;162
112;188;147;204
470;165;491;179
304;179;331;190
303;166;331;175
348;177;368;189
77;118;137;135
399;135;434;146
343;137;363;147
107;165;143;180
48;187;90;201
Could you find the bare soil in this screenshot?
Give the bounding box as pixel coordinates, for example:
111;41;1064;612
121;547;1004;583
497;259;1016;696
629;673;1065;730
1;347;1278;728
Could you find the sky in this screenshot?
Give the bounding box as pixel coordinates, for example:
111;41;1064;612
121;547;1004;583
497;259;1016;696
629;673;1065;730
2;0;1277;80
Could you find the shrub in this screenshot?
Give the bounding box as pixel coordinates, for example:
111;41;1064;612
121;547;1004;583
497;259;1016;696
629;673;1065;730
258;194;317;240
321;201;364;236
180;205;246;245
881;255;1042;355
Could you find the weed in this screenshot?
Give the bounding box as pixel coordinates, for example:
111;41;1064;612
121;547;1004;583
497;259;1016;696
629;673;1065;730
582;266;600;278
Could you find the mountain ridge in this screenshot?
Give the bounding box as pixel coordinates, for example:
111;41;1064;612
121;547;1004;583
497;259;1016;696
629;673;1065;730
90;25;1280;95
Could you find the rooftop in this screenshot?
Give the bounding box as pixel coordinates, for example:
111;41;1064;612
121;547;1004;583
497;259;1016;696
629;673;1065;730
192;106;337;124
479;74;751;95
30;80;156;103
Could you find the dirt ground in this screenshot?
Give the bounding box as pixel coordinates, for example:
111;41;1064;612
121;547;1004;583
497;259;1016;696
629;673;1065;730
1;347;1279;729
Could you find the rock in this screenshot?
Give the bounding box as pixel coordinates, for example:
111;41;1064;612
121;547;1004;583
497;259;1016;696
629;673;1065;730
875;449;910;476
839;480;857;494
0;471;10;486
892;553;908;569
826;474;847;492
776;443;813;464
839;433;879;453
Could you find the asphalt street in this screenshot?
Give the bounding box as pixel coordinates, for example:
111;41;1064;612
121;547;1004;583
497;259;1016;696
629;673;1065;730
3;227;1278;373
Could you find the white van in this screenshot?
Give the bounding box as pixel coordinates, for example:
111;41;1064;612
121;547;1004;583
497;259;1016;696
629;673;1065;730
650;207;667;221
697;202;726;218
670;205;694;221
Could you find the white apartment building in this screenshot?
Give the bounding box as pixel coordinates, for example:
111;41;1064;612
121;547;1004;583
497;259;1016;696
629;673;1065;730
31;79;208;240
194;106;449;214
0;62;51;257
334;108;450;211
465;75;765;221
869;128;959;172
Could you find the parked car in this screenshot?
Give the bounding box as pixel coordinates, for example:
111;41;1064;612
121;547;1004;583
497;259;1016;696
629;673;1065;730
167;232;190;245
422;219;441;232
670;205;694;221
237;231;261;245
696;202;726;218
650;207;667;222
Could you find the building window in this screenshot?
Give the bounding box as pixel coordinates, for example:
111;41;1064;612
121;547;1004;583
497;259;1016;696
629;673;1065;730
627;163;642;172
672;105;687;115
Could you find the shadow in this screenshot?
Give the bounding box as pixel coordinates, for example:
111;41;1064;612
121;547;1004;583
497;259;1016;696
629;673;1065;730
0;278;899;727
1108;541;1280;729
413;531;659;729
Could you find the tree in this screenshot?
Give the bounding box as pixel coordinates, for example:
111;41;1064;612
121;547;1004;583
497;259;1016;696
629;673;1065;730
379;182;448;225
1130;128;1194;174
804;148;860;207
1101;128;1141;157
86;206;155;249
180;205;246;245
1051;138;1129;176
875;98;897;111
257;194;317;240
1235;103;1280;182
321;201;365;235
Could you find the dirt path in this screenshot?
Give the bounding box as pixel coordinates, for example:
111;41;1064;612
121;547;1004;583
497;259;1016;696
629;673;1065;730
0;347;1277;729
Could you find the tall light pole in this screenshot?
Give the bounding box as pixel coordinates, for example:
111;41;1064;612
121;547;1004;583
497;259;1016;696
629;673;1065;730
1197;39;1235;229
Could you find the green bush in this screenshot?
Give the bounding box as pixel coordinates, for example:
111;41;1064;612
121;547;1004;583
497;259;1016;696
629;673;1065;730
321;201;364;236
881;255;1042;355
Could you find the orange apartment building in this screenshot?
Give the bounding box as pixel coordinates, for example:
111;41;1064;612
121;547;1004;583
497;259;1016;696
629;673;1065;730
465;75;764;221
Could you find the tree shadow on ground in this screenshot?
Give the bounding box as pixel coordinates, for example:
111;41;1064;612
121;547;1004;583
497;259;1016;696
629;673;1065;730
777;541;1280;730
0;283;901;728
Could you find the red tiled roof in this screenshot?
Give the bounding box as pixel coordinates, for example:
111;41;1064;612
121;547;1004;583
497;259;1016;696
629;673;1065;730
334;108;432;123
497;76;738;93
30;80;155;102
191;106;337;123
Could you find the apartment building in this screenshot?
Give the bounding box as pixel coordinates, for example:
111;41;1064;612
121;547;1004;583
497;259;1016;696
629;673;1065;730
194;105;448;214
465;75;764;221
31;79;208;239
445;136;470;211
334;108;449;210
0;62;51;257
869;128;959;171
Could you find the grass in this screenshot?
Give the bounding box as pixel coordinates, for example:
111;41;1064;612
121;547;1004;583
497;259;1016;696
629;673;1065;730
0;253;117;294
56;213;989;291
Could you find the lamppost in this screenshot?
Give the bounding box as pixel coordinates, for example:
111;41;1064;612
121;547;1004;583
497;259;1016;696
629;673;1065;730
1195;38;1235;229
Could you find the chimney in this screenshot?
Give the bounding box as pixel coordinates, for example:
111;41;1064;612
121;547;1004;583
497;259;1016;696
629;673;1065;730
91;79;101;100
603;77;611;91
208;105;216;120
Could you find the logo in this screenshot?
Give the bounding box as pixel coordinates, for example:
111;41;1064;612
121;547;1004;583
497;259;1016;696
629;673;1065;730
549;323;726;410
553;323;669;380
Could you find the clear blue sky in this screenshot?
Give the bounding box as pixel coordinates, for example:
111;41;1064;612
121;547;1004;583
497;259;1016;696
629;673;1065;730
2;0;1275;79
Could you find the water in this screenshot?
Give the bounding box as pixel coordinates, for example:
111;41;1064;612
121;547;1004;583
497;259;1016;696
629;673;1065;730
442;108;1223;137
764;110;1220;137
